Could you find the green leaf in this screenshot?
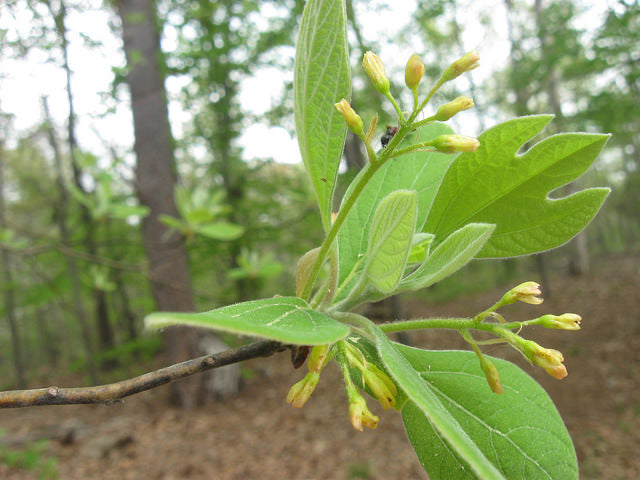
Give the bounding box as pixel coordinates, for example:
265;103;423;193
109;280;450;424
108;204;150;220
398;348;577;480
294;0;350;232
400;223;495;291
159;215;187;231
350;316;505;480
196;222;244;241
365;190;417;293
145;297;350;345
337;122;456;301
185;209;215;224
424;115;610;257
407;233;435;264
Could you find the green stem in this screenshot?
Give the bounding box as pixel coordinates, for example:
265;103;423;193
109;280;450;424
336;340;358;395
299;122;415;301
411;115;438;130
299;163;380;301
385;92;406;125
378;317;530;335
409;78;445;124
388;141;437;159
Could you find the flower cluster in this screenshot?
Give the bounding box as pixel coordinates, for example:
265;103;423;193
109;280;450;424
334;50;482;164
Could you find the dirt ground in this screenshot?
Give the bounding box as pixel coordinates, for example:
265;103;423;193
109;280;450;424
1;254;638;479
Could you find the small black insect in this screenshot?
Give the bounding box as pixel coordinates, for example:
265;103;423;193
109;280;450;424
381;125;399;148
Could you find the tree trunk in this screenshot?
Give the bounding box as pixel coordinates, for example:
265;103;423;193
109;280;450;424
42;96;99;384
533;0;589;275
117;0;234;406
0;141;26;388
50;0;116;352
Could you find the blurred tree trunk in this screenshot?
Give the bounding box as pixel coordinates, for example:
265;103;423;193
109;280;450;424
118;0;239;406
533;0;589;275
49;0;116;351
36;307;59;368
0;140;26;388
42;97;98;384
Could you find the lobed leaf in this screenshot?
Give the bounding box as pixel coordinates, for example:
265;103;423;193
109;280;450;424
294;0;350;232
145;297;350;345
398;348;578;480
424;115;610;258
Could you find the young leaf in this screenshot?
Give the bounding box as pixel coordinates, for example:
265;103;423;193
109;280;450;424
337;122;456;301
195;222;244;241
145;297;350;345
407;233;435;264
365;190;417;293
400;223;495;291
347;315;505;480
398;348;578;480
424;115;610;258
294;0;350;232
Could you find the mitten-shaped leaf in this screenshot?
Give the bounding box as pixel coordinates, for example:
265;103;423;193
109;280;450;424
424;115;610;258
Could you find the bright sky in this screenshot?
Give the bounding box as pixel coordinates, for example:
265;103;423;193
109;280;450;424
0;0;607;169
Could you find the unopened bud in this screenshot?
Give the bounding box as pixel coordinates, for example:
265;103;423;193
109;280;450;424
335;99;364;135
286;371;320;408
502;281;543;305
362;366;397;410
522;340;568;380
435;96;475;121
442;51;480;82
538;313;582;330
479;356;503;394
348;393;379;431
405;53;425;91
308;345;330;373
432;134;480;153
363;51;390;95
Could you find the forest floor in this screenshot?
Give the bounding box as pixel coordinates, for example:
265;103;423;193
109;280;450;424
1;254;639;479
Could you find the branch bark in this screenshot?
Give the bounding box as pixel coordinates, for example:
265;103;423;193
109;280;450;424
0;340;287;408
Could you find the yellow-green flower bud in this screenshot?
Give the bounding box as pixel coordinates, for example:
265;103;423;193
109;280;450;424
348;393;379;431
435;96;475;121
502;281;543;305
442;51;480;82
405;53;425;91
362;367;397;410
479;356;503;394
335;99;364;135
362;51;390;95
522;340;567;380
538;313;582;330
432;134;480;153
286;371;320;408
308;345;330;373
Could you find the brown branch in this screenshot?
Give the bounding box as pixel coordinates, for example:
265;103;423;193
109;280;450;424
0;340;287;408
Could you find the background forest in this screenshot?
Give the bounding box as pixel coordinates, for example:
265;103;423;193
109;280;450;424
0;0;638;478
